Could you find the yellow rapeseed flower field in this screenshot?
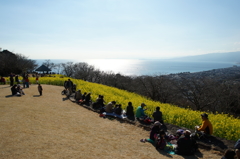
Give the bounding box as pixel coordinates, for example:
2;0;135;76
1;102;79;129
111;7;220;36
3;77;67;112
5;76;240;141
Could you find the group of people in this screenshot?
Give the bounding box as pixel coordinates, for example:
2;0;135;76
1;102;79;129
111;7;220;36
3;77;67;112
7;72;43;96
8;72;31;88
140;121;198;155
66;84;240;158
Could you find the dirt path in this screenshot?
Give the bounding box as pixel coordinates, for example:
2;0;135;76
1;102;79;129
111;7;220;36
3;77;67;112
0;84;221;159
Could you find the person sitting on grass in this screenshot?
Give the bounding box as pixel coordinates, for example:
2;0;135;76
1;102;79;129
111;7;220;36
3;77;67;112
152;106;163;124
11;84;21;96
17;84;25;95
92;95;105;109
74;89;82;102
195;113;213;137
83;92;91;105
140;121;163;144
221;149;236;159
126;102;134;118
135;103;147;120
175;130;197;156
155;130;167;150
114;104;122;115
105;101;116;113
81;92;87;101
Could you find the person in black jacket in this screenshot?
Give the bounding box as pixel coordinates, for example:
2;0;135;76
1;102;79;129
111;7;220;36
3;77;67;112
152;106;163;124
84;92;91;105
175;130;197;156
126;102;134;120
114;104;122;115
11;84;21;96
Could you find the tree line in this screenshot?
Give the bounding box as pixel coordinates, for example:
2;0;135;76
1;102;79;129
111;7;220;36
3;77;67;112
48;60;240;117
0;50;37;76
1;50;239;117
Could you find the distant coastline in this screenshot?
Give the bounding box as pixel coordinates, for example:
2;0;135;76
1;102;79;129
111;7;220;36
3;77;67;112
35;59;240;76
34;52;240;76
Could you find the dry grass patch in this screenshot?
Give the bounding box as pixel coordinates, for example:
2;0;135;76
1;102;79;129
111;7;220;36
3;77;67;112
0;84;221;159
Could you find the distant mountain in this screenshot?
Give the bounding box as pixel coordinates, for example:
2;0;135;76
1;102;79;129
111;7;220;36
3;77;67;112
171;52;240;63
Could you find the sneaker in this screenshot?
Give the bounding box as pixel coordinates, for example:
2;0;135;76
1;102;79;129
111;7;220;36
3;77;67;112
140;139;146;143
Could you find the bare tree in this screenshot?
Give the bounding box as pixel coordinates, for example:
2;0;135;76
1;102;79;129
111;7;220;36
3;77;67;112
72;62;95;81
61;62;75;77
42;59;56;70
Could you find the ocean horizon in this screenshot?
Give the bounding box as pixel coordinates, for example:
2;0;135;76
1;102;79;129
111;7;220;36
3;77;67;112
35;59;240;76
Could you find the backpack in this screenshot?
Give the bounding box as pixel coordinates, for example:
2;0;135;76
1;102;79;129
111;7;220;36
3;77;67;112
234;139;240;149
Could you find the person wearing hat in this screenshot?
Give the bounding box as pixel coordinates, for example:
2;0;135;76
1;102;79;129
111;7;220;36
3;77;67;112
140;121;163;144
17;84;25;95
195;113;213;135
135;103;147;120
175;130;197;155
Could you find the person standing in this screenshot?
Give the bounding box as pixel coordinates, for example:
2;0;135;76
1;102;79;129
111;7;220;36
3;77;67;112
66;79;73;96
15;75;20;84
38;84;43;96
9;73;14;86
25;77;30;88
36;75;39;84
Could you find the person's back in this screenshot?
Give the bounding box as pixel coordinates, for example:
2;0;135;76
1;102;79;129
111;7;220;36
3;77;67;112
175;131;194;155
82;92;87;100
75;90;82;101
105;101;116;113
114;105;122;115
152;107;163;123
85;93;91;103
126;102;134;116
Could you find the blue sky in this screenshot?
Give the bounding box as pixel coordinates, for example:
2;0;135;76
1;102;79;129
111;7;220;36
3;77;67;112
0;0;240;59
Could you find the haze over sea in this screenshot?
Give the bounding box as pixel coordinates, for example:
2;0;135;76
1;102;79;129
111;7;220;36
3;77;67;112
36;58;240;76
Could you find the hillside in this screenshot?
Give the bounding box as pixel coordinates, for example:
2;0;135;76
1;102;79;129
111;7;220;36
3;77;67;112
171;52;240;63
0;84;224;159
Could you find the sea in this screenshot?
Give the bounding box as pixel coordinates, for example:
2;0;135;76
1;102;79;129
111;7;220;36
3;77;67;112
35;59;240;76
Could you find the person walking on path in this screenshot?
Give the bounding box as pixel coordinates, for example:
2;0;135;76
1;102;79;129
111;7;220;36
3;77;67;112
36;75;39;84
66;79;73;96
15;75;20;84
9;73;14;86
38;84;43;96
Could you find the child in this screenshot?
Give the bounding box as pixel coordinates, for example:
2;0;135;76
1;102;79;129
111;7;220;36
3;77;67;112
38;84;43;96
